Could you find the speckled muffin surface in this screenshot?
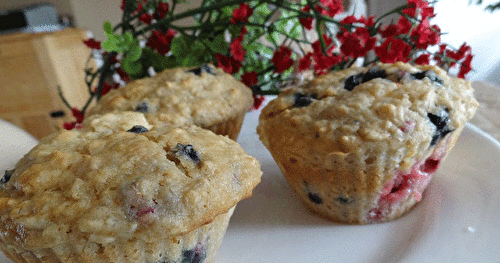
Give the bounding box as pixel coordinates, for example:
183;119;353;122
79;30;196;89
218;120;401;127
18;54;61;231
87;64;253;139
257;62;478;224
0;112;262;262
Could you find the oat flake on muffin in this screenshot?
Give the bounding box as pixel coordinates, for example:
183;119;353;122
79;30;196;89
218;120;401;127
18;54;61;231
257;62;478;224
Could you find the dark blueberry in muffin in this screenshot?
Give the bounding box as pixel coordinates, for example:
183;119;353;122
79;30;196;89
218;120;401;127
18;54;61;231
50;110;65;118
293;93;317;107
127;125;149;134
344;69;387;91
188;64;215;76
175;144;201;164
1;170;14;184
134;102;149;113
336;196;353;204
362;68;387;83
427;108;454;146
182;243;206;263
307;192;323;204
411;71;444;85
344;73;364;91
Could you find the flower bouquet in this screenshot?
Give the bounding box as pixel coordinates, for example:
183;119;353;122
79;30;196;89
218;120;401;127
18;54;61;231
59;0;474;127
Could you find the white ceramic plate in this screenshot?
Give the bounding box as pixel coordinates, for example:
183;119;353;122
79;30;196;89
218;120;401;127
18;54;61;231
1;113;499;263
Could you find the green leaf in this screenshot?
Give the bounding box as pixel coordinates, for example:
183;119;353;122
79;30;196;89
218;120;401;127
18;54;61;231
102;35;120;52
170;36;190;58
103;21;113;34
122;58;143;76
252;3;272;24
123;32;134;45
142;47;178;71
203;34;228;54
265;31;281;46
127;42;143;62
171;36;208;67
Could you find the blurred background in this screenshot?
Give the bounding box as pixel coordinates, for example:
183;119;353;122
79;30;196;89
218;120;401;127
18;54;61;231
0;0;498;139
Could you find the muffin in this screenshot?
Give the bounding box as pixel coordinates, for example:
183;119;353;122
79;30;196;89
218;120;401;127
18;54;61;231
87;64;253;140
0;112;262;262
257;62;478;224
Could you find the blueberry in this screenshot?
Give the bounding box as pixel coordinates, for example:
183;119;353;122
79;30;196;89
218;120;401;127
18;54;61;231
344;68;387;91
1;170;13;184
410;71;444;85
410;71;426;80
127;125;149;134
134;102;149;113
427;108;454;146
336;196;353;204
307;192;323;204
50;110;65;118
293;92;316;107
362;68;388;83
175;144;201;164
182;243;206;263
344;73;364;91
188;64;215;76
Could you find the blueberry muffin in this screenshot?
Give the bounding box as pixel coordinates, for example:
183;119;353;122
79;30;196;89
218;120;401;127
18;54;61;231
87;64;253;140
257;62;478;224
0;112;262;262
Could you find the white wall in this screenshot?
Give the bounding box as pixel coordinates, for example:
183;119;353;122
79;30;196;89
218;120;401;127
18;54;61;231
0;0;72;16
368;0;500;84
69;0;122;41
433;0;500;84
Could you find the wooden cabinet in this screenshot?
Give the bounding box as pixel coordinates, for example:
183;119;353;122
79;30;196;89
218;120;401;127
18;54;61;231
0;28;91;139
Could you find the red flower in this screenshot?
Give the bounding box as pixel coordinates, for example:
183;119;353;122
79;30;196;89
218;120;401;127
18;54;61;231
458;53;473;79
139;13;153;24
102;52;119;64
241;71;258;87
215;53;241;74
310;34;342;74
397;16;413;34
99;82;120;96
271;46;294;73
375;37;411;63
299;6;313;30
378;16;412;38
146;29;177;55
340;15;375;27
410;18;440;49
155;2;169;20
231;3;253;24
116;67;131;83
457;43;472;57
71;108;85;124
136;3;144;13
313;53;343;74
83;38;101;49
298;53;313;72
63;122;74;130
230;37;245;62
338;27;376;58
312;34;335;54
378;24;399;38
315;0;344;17
403;0;435;19
252;95;265;110
414;53;431;65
